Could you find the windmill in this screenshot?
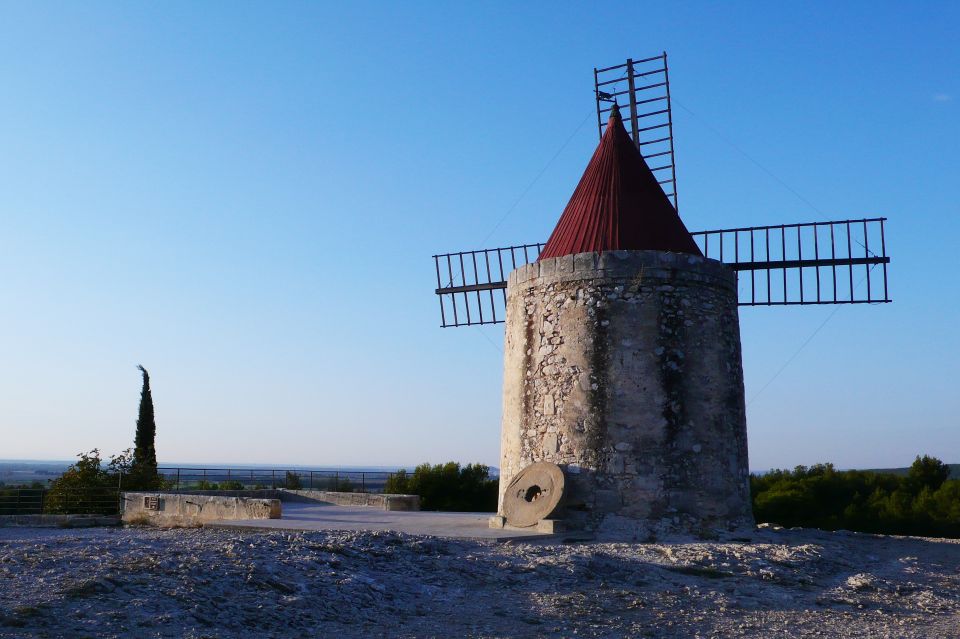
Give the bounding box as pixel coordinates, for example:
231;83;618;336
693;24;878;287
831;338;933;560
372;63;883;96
429;53;891;539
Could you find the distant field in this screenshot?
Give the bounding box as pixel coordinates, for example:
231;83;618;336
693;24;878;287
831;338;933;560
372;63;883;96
0;460;71;486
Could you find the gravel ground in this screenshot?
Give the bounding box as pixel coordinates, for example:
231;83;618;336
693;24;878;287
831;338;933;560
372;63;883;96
0;524;958;638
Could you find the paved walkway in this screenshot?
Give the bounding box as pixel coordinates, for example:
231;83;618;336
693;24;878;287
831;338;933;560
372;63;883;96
206;502;554;541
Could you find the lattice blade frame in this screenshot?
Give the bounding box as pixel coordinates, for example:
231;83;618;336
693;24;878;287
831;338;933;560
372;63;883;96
432;218;890;326
595;52;678;210
433;243;544;328
692;217;890;306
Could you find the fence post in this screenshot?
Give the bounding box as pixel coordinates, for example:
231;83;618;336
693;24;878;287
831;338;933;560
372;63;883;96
40;489;45;514
362;473;366;493
310;471;313;490
272;470;276;489
177;468;181;491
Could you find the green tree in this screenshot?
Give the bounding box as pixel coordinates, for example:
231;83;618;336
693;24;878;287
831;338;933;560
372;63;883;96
45;450;118;514
385;462;498;512
908;455;950;493
384;469;410;495
129;365;161;489
932;481;960;523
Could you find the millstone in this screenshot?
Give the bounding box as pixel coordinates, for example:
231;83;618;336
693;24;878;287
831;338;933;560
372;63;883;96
502;462;565;528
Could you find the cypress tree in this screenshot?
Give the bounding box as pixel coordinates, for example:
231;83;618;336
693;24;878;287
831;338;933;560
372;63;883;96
131;365;158;483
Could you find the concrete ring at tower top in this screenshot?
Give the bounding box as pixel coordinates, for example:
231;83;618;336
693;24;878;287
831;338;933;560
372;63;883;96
502;462;565;528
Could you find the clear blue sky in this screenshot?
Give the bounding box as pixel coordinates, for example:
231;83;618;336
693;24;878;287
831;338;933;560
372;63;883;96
1;2;957;470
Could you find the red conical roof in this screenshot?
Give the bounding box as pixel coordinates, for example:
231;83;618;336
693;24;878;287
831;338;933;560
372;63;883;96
539;105;702;260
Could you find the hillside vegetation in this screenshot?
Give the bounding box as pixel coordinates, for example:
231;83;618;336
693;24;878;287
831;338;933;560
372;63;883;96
384;462;498;512
751;455;960;537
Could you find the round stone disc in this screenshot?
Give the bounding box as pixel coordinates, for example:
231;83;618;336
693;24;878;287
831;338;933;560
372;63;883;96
502;462;565;528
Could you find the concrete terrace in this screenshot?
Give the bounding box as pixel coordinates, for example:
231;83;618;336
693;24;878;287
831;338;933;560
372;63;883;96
205;502;555;541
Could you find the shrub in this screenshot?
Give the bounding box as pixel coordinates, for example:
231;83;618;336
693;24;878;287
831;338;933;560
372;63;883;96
384;462;497;512
284;471;303;490
384;469;410;495
126;512;153;526
45;450;119;515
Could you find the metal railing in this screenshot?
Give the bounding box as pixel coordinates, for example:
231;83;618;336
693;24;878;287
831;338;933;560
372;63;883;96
0;487;121;516
156;467;395;494
0;466;404;517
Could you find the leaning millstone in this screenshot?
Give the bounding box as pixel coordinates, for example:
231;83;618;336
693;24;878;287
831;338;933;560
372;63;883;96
501;462;565;528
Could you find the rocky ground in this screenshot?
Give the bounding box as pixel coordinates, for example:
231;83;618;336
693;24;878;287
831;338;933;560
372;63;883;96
0;524;958;638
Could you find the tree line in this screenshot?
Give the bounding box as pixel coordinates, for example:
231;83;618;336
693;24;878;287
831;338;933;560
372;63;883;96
384;462;498;512
751;455;960;537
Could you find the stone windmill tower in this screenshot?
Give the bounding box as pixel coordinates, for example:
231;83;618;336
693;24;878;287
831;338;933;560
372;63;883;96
496;104;750;538
431;53;890;538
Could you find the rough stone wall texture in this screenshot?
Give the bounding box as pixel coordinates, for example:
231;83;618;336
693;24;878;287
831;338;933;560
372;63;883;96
281;490;420;511
122;493;281;526
121;490;419;517
498;250;752;539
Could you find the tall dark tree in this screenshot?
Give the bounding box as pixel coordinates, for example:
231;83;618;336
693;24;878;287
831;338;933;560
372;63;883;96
908;455;951;492
130;365;158;484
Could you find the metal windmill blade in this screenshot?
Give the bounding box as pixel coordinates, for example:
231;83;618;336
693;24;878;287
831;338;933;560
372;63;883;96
594;52;679;211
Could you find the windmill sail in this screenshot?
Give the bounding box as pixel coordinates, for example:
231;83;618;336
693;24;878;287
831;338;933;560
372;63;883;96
431;52;890;327
594;53;679;211
433;217;890;327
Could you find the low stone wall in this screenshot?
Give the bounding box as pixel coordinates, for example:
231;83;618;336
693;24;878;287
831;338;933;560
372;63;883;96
281;490;420;511
162;489;281;499
166;489;419;510
0;514;120;528
122;492;281;526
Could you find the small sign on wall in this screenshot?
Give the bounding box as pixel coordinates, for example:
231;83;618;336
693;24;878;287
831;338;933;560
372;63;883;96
144;496;160;511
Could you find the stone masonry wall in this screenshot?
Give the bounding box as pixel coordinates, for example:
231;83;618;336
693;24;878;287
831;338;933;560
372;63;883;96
498;250;752;539
122;493;281;526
